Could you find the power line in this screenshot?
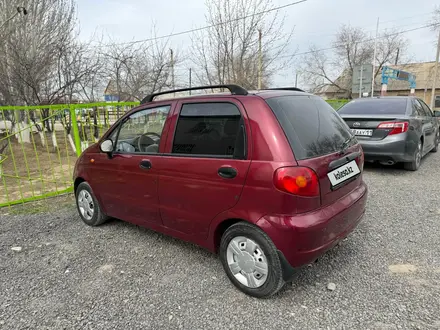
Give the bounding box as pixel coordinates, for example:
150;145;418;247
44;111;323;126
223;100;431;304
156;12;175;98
299;16;433;40
282;23;436;59
96;0;308;47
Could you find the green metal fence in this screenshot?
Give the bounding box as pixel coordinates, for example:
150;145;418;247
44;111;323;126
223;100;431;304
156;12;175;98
0;99;348;208
0;102;138;207
326;99;349;110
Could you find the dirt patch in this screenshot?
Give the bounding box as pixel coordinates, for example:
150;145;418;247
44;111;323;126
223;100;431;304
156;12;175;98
388;264;418;273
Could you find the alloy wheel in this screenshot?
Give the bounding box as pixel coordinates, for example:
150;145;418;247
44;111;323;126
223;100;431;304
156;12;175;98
415;142;422;168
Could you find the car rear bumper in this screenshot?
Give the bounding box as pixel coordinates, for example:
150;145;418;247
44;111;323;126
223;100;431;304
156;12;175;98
358;135;416;163
256;181;368;279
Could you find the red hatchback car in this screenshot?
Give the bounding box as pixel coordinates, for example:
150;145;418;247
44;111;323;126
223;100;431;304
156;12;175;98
73;85;368;298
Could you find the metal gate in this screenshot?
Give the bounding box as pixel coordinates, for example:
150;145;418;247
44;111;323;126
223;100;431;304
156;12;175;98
0;102;138;207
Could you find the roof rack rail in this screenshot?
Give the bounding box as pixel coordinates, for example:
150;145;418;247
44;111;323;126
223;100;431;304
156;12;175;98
264;87;305;92
140;84;248;104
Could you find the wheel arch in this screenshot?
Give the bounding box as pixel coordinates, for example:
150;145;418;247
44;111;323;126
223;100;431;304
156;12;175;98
74;177;86;193
212;218;248;253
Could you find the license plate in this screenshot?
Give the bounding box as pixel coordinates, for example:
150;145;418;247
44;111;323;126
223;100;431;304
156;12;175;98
351;129;373;136
327;160;361;187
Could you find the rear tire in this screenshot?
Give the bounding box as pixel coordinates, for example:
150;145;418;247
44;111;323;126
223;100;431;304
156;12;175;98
431;132;439;153
404;140;422;171
219;222;285;298
75;182;109;226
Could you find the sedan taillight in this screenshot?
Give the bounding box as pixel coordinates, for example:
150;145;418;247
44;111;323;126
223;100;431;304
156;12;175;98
377;121;409;135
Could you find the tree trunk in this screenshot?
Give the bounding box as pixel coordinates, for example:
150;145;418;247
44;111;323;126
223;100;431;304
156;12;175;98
68;133;76;154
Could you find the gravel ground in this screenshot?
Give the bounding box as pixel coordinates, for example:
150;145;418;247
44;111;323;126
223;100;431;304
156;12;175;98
1;153;440;330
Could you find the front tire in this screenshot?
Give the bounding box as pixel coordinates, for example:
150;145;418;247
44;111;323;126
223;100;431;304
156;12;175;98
404;140;422;171
219;222;284;298
75;182;109;226
431;132;439;153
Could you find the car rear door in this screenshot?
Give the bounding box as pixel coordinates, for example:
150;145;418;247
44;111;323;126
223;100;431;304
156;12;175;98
417;99;437;150
154;98;251;237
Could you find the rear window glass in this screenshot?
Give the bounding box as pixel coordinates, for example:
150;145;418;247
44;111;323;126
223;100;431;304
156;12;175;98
338;99;408;115
266;95;352;160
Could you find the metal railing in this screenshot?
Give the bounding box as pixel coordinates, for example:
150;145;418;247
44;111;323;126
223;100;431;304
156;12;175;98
0;99;344;208
0;102;138;207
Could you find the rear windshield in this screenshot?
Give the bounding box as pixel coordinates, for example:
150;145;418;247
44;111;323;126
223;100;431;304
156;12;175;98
338;98;408;115
266;95;352;160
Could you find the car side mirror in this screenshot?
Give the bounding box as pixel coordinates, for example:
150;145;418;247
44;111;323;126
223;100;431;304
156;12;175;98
434;111;440;118
100;139;113;153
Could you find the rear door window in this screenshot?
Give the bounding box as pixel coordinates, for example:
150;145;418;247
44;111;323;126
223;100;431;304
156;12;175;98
414;100;429;117
419;99;433;117
413;99;425;116
266;95;352;160
338;99;408;115
172;102;245;159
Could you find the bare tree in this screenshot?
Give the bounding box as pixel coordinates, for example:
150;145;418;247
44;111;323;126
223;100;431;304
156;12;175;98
301;25;408;98
102;31;175;103
0;0;79;151
190;0;294;89
432;5;440;31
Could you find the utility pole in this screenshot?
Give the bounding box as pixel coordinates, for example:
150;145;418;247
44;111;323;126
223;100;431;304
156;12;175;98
258;29;262;90
395;48;400;65
295;72;298;88
189;68;192;95
430;30;440;109
170;49;175;91
359;65;364;98
371;17;379;97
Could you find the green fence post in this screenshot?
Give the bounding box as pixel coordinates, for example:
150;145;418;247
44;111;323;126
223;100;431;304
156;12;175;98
70;105;82;157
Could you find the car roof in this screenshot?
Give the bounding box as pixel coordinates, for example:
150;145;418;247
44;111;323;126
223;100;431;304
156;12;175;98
348;96;414;102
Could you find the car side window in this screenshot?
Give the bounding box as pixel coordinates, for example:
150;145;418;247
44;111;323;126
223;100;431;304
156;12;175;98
171;102;245;159
419;99;433;117
113;105;171;154
413;100;425;117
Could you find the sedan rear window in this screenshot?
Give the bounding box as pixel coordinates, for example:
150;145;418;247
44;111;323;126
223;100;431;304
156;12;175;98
266;95;352;160
338;99;408;115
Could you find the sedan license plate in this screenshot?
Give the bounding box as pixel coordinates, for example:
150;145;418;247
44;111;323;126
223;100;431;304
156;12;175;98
351;129;373;136
327;160;361;187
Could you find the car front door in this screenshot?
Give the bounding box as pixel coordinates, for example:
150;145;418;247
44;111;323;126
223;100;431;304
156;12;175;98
89;103;173;226
155;99;252;238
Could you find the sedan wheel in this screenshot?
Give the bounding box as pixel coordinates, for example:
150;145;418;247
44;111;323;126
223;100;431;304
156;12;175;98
404;140;422;171
431;132;439;153
415;141;422;167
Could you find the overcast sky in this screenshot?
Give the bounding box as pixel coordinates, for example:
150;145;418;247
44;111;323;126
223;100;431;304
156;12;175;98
76;0;438;87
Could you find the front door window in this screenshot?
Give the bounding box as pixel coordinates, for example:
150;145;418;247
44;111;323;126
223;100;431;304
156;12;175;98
114;105;171;154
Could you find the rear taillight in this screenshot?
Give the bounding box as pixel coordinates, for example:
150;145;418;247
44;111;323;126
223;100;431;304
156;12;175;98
273;167;319;197
377;121;409;135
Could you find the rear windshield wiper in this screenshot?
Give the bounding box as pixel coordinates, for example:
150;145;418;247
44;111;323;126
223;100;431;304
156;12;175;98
339;135;356;154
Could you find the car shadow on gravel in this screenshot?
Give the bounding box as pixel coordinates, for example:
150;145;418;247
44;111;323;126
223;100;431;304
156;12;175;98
276;224;370;298
100;217;216;258
363;152;434;173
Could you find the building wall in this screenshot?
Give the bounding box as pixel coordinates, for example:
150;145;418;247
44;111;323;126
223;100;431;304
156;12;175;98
383;90;440;109
322;89;440;110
